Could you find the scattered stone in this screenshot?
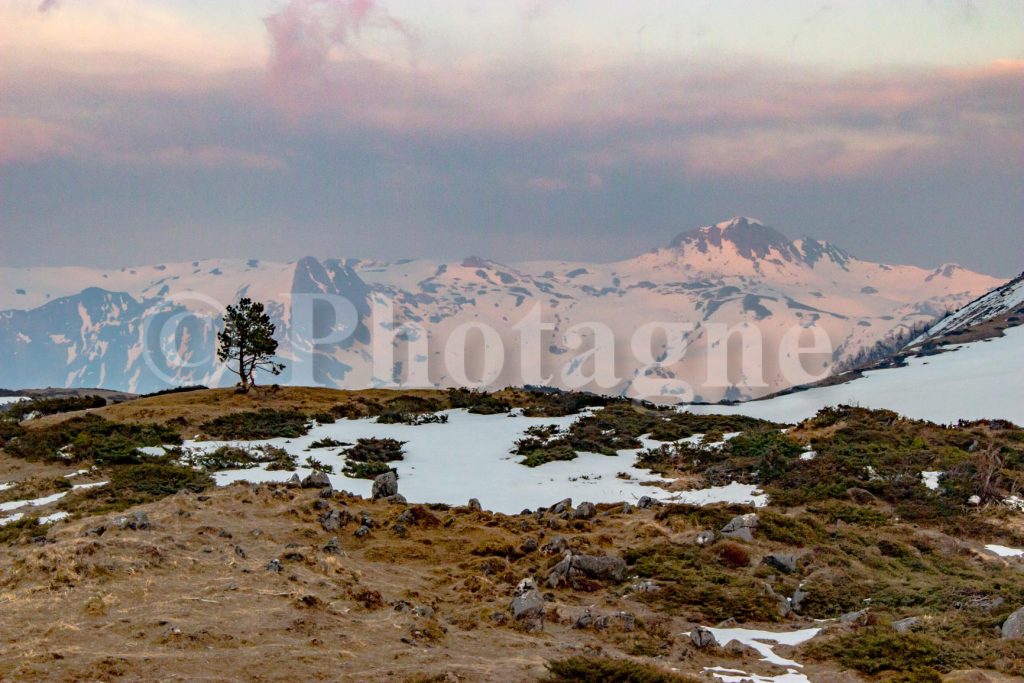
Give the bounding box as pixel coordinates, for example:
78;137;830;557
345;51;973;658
319;510;345;532
520;538;539;554
234;545;246;559
763;552;798;574
968;495;982;506
83;525;106;537
627;579;660;593
594;612;636;632
393;523;408;538
840;608;869;626
318;486;334;498
313;500;329;511
509;578;545;629
690;626;718;649
696;531;715;546
286;474;301;487
113;512;150;531
265;559;283;572
371;471;398;500
551;498;572;515
574;502;597;520
892;616;921;633
546;551;628;588
381;494;407;504
323;537;340;554
412;606;434;618
541;536;569;555
574;610;594;629
359;511;374;528
353;525;371;539
636;496;659;509
302;471;331;488
468;498;482;511
720;513;758;542
1001;606;1024;639
791;586;808;612
621;502;634;514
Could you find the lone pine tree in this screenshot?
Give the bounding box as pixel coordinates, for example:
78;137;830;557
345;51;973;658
217;298;285;392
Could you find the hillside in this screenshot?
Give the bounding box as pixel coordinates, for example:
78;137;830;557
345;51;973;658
2;388;1024;681
0;218;1000;401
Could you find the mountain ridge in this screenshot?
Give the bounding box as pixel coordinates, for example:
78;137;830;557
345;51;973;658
0;218;1005;399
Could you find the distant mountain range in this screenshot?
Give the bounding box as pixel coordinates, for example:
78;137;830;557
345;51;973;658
0;218;1003;400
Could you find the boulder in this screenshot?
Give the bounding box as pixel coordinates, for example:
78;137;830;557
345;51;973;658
323;537;341;554
468;498;482;511
696;531;715;546
286;474;301;487
353;524;371;539
574;610;594;629
1001;606;1024;639
265;558;283;572
301;471;332;488
371;471;398;500
546;551;627;588
721;513;758;542
892;616;921;633
541;536;569;555
318;510;346;532
690;626;718;649
551;498;572;514
636;496;659;509
113;512;150;531
840;608;869;626
763;552;798;574
510;578;545;628
574;502;597;520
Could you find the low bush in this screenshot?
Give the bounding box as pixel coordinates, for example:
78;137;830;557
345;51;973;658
2;414;181;464
200;410;310;439
5;395;107;421
342;438;405;479
67;462;212;514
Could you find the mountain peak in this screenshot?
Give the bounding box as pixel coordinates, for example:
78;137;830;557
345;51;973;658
668;217;800;262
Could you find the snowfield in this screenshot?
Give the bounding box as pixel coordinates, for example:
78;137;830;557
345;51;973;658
0;396;28;406
181;409;767;514
685;325;1024;426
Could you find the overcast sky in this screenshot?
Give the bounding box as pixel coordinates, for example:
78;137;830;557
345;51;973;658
1;0;1022;275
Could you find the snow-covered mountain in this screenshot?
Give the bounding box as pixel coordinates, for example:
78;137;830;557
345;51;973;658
687;269;1024;424
0;218;1003;399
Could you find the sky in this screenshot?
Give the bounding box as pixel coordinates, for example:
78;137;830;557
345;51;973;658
1;0;1022;275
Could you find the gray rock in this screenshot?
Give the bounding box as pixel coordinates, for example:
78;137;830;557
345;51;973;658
546;551;628;588
690;626;718;649
721;513;758;541
286;474;301;487
574;610;594;629
319;509;345;532
510;578;545;624
468;498;482;511
301;471;332;488
265;558;283;572
353;524;371;538
594;612;636;632
696;531;715;546
520;537;539;554
574;502;597;520
1002;606;1024;639
381;494;407;504
84;525;106;537
323;537;341;554
763;552;798;574
840;608;869;625
892;616;921;633
636;496;659;509
371;471;398;500
628;579;660;593
318;486;334;498
791;585;808;612
621;502;634;514
551;498;572;514
541;536;569;555
393;523;408;538
113;512;150;531
359;511;374;528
